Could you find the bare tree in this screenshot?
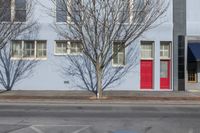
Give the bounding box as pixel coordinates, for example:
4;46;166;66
0;46;38;91
49;0;169;98
0;0;39;91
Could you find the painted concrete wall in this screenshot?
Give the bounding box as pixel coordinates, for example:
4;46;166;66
187;0;200;36
186;0;200;90
12;0;173;91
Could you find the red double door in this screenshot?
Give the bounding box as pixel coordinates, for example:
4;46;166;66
140;60;170;90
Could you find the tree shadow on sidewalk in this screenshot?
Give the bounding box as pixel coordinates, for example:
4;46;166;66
0;90;7;94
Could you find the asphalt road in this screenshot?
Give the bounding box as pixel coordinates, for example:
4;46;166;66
0;103;200;133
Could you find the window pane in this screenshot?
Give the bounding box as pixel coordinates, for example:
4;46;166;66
12;41;22;57
56;0;67;22
141;42;153;59
70;41;82;54
113;42;125;65
24;41;35;57
56;10;67;22
71;0;81;22
164;45;169;50
15;10;26;22
118;53;125;65
0;0;11;21
160;61;168;78
15;0;26;9
70;43;77;53
63;43;68;53
188;62;197;82
15;0;26;22
56;47;62;53
56;42;68;54
36;41;47;58
160;42;170;58
119;0;130;23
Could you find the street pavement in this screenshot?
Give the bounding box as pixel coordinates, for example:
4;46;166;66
0;103;200;133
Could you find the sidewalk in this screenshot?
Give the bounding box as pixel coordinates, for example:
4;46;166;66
1;90;200;102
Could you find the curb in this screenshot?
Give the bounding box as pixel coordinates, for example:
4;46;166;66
1;95;200;101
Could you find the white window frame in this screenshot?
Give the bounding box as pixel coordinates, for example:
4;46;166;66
54;41;69;55
11;40;47;60
36;41;47;58
160;41;171;60
23;40;35;58
140;41;154;60
112;41;126;67
12;40;23;57
14;0;26;22
54;40;82;55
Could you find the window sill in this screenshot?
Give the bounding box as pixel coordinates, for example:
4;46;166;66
0;21;26;24
54;53;82;56
160;58;170;60
140;58;154;60
188;81;198;83
112;64;125;68
11;57;47;61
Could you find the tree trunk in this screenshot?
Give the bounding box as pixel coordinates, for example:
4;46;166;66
96;63;103;99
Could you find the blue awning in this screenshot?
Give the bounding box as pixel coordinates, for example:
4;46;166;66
188;42;200;62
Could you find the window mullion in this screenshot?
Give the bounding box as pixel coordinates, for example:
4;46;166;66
11;0;15;21
34;41;37;58
22;40;24;57
68;41;71;54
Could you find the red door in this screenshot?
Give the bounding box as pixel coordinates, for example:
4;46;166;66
160;60;170;89
140;60;153;89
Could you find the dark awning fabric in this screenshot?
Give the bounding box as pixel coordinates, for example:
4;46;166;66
188;42;200;62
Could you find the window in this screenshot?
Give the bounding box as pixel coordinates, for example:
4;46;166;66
160;61;168;78
70;0;82;22
12;40;47;59
36;41;47;58
132;0;147;23
55;40;82;55
12;41;23;57
0;0;26;22
141;41;153;59
55;41;68;54
70;41;82;54
160;42;170;59
112;41;125;66
15;0;26;22
118;0;130;23
56;0;67;22
0;0;11;21
24;41;35;58
56;0;82;23
188;62;197;83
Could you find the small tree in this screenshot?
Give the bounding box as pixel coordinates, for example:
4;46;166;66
0;0;39;91
49;0;169;98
